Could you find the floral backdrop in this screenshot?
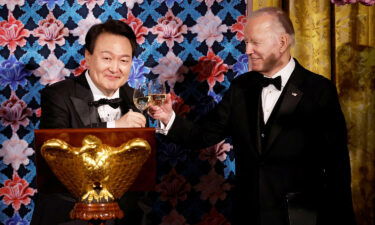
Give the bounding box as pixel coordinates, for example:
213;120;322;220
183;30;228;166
0;0;246;224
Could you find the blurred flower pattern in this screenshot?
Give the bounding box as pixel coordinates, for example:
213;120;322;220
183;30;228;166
0;133;34;171
331;0;374;5
0;13;30;53
191;10;228;47
192;51;228;90
0;0;25;11
0;91;33;132
0;172;37;211
33;54;70;85
0;55;31;90
128;56;150;88
0;0;244;223
121;11;149;45
152;51;187;89
152;9;188;48
194;169;231;205
32;12;69;51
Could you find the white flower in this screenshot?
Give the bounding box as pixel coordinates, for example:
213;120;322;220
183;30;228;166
152;51;187;89
0;133;34;171
196;0;223;8
0;0;24;11
33;54;70;85
118;0;144;9
190;10;227;47
77;0;104;10
71;12;102;45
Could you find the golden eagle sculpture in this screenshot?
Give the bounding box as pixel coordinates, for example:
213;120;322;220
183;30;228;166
40;135;151;221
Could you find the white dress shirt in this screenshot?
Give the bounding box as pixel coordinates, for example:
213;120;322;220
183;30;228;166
261;58;295;123
159;111;176;134
86;72;121;128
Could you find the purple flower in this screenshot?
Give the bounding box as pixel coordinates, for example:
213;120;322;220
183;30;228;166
157;0;183;8
359;0;374;5
37;0;64;10
5;212;28;225
0;91;33;132
232;54;249;77
331;0;356;5
331;0;375;5
0;55;31;90
208;90;222;103
128;57;150;88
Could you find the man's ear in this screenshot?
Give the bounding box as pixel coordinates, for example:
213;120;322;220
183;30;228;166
279;34;289;53
84;50;91;68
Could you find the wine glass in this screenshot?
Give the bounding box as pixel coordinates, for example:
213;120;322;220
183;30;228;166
148;79;167;129
133;82;150;114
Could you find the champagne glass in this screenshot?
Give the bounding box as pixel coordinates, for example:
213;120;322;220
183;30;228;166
133;82;150;114
148;79;167;129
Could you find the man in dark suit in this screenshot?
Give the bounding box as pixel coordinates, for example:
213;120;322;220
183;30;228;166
149;7;356;225
32;20;146;225
39;20;145;129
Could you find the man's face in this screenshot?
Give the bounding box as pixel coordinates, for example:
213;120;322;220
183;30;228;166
244;15;283;77
85;32;133;96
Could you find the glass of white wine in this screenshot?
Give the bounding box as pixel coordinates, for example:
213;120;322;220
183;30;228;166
133;82;150;114
148;79;167;129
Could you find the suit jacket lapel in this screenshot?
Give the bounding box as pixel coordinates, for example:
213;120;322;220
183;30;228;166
253;85;264;155
242;72;264;156
70;74;100;127
119;83;136;114
263;61;305;154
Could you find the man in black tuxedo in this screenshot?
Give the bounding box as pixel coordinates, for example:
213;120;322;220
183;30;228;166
149;7;356;225
39;20;145;129
32;20;146;225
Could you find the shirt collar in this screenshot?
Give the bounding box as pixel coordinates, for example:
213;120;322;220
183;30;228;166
85;71;120;100
263;57;295;89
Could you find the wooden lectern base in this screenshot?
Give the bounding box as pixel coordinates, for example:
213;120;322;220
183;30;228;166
70;202;124;225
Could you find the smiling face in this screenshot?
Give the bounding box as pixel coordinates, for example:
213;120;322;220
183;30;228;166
244;14;290;77
85;32;133;97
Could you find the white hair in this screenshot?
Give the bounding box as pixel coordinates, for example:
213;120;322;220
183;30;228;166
249;7;295;46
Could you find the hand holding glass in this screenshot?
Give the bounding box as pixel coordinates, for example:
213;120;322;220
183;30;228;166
148;79;167;129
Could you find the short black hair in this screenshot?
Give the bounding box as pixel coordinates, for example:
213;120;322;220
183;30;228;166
85;19;137;56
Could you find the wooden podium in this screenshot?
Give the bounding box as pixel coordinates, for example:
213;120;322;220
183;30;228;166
34;128;156;224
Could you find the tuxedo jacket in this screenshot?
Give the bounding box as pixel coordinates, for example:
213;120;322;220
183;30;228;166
40;72;137;129
33;73;143;225
168;60;356;225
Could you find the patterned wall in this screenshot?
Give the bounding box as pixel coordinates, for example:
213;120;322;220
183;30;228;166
0;0;247;224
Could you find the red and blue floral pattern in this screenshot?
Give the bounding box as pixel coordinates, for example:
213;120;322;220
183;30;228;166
0;0;246;224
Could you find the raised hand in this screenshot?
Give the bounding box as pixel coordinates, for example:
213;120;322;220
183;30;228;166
148;93;173;126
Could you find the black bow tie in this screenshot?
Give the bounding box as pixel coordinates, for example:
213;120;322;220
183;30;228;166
260;76;282;90
88;98;122;109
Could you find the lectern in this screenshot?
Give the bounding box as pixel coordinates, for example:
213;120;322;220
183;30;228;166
34;128;156;225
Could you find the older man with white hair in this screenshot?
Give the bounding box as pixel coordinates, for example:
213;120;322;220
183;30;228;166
149;7;356;225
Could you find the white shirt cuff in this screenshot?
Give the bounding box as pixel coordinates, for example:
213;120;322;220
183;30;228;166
157;111;176;135
107;121;116;128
